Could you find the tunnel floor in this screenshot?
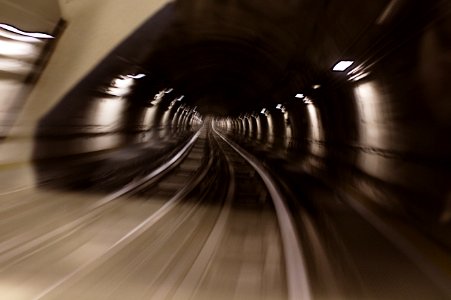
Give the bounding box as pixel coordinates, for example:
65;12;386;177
0;123;449;299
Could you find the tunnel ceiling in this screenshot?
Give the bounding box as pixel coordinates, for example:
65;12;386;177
61;0;415;116
137;0;322;115
129;0;397;115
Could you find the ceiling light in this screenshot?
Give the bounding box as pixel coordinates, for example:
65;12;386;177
313;85;321;89
0;28;41;43
333;61;354;72
261;108;267;114
0;23;54;39
0;40;37;57
295;93;305;99
127;73;146;79
276;104;282;109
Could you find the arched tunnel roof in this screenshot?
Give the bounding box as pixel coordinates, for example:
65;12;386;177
14;0;451;298
52;0;442;117
140;0;317;115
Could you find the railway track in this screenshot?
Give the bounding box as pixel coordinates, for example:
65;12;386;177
0;122;311;300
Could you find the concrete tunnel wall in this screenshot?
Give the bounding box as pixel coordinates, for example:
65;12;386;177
28;1;203;161
0;0;173;165
217;3;451;235
0;0;449;240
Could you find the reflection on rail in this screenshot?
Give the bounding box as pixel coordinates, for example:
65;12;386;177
0;116;449;299
0;121;306;300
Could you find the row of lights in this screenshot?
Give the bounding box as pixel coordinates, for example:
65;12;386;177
0;24;55;75
291;60;366;105
109;60;361;117
255;60;360;114
259;103;287;116
232;59;371;127
0;23;194;116
109;60;358;115
295;93;313;105
106;73;187;108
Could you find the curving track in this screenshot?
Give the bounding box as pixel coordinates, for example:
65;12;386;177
0;122;308;300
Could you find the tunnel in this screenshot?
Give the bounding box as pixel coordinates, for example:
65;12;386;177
0;0;450;299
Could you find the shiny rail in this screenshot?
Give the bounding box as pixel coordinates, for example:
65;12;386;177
213;123;312;300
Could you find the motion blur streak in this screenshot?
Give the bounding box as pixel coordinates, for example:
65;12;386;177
0;0;450;300
214;126;311;300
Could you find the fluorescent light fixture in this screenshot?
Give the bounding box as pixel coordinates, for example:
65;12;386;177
333;61;354;71
0;57;32;73
0;24;54;39
276;104;282;109
0;28;41;43
295;93;305;99
0;40;37;57
313;85;321;89
127;73;146;79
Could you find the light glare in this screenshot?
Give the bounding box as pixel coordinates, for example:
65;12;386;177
0;57;32;74
106;87;130;97
350;72;370;82
127;73;146;79
0;40;37;57
0;24;54;39
0;28;42;43
333;61;354;71
112;77;134;89
303;97;313;105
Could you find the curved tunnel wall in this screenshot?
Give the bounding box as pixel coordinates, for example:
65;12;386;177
24;0;451;246
31;2;202;161
216;1;451;239
0;0;174;170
